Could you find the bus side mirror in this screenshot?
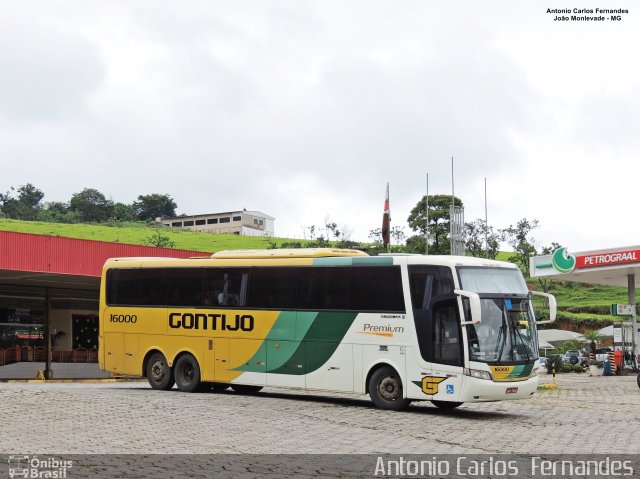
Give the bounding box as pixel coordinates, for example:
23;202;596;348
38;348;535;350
530;291;557;325
455;289;481;325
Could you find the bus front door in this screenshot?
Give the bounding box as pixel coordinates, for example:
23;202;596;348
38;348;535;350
426;298;465;403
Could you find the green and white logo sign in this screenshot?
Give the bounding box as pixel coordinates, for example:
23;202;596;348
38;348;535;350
552;247;576;273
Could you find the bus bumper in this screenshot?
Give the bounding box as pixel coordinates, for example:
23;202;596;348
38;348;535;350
460;376;538;402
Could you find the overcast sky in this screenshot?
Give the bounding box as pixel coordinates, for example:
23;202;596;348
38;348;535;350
1;1;639;253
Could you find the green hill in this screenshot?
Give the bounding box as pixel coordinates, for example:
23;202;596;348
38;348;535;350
530;279;627;329
0;218;286;252
0;219;627;330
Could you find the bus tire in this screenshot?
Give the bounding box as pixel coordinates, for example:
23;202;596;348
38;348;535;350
368;366;411;411
230;384;263;394
431;400;463;410
174;354;202;393
146;352;174;390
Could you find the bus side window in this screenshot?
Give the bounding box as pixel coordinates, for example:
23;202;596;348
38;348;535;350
219;271;246;307
168;268;204;307
204;271;226;306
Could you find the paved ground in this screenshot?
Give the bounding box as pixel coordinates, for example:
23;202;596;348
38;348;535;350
1;372;638;456
0;362;111;379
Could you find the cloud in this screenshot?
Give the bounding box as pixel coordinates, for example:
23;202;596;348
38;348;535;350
0;7;105;122
0;1;638;251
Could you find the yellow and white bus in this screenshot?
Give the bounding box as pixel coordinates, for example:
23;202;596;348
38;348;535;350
99;248;556;410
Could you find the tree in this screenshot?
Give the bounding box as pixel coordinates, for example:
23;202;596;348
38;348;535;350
144;225;176;248
541;242;561;255
390;226;406;247
406;194;463;255
69;188;114;222
37;201;81;223
500;218;539;276
368;228;382;244
112;202;137;222
133;194;177;220
0;188;19;218
324;218;340;241
584;330;602;358
464;219;500;259
405;235;426;255
0;183;44;220
16;184;44;220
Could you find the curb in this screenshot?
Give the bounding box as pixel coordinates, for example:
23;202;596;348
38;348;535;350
4;378;145;384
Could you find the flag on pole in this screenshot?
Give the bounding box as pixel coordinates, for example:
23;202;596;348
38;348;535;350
382;182;390;250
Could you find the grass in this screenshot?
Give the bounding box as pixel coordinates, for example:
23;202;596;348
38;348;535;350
529;278;629;327
0;218;293;253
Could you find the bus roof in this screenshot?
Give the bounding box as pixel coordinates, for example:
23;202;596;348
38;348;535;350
102;251;519;270
210;248;368;259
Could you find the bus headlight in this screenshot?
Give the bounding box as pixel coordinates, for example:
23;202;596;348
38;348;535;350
530;366;540;377
464;368;492;381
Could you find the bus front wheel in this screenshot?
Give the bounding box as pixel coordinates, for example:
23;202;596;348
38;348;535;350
368;366;411;411
174;354;202;393
146;352;175;390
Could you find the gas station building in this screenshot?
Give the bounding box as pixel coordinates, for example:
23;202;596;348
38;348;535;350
530;245;640;365
0;231;207;379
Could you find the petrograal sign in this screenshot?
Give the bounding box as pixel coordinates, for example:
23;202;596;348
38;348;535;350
531;246;640;277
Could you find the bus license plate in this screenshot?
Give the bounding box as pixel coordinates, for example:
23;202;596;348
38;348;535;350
506;387;518;394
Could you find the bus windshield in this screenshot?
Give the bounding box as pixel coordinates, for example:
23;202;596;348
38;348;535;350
458;267;538;363
466;298;539;363
457;267;528;295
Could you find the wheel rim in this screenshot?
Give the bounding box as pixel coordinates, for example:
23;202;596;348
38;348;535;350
151;360;166;383
180;362;194;385
378;374;401;401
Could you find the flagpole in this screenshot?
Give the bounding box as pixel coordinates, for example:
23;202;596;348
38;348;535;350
450;157;454;255
484;177;488;258
425;173;429;255
382;182;391;252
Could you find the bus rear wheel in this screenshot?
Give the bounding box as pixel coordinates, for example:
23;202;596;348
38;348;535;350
146;352;174;390
431;400;463;410
368;366;411;411
230;384;263;394
174;354;202;393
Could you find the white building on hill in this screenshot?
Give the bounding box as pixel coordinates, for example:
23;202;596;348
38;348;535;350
160;210;274;236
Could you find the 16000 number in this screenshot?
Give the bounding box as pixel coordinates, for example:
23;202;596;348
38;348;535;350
110;314;137;323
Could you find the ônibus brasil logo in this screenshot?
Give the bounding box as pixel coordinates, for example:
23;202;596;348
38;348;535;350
552;247;576;273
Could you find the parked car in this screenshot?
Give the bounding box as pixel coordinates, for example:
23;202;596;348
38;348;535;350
538;356;548;368
563;350;587;366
